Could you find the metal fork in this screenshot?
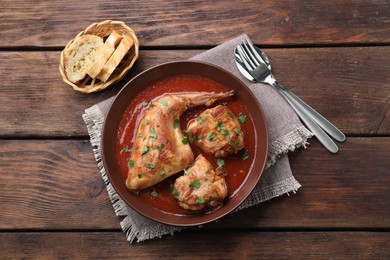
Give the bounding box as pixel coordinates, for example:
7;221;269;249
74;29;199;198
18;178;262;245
236;39;346;153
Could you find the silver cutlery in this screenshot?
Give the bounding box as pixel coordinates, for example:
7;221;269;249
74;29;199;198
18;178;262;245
235;39;346;153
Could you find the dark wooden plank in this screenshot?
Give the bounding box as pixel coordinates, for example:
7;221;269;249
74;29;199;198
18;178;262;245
0;138;388;230
0;0;389;47
0;47;389;137
1;231;389;259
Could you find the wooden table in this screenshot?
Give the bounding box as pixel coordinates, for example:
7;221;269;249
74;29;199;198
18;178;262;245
1;1;389;258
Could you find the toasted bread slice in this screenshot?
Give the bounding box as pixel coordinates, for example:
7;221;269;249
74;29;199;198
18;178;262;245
97;36;134;82
86;32;122;78
63;35;103;83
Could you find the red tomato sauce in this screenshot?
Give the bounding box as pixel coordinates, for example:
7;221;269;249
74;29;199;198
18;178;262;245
115;74;256;215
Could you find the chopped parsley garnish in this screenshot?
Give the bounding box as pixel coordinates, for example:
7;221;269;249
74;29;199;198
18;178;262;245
242;148;249;161
160;100;168;106
206;132;215;141
160;170;166;177
144;118;149;126
197;115;206;125
183;168;189;175
141;146;150;155
189;180;201;189
120;146;131;153
137;174;142;179
174;119;180;129
145;162;155;170
238;113;247;124
170;184;179;197
226;134;231;142
150;129;157;140
227;111;235;118
216;121;223;131
151;190;158;197
217;158;225;167
221;129;229;135
148;102;154;108
128;160;135;168
195;196;205;204
182;137;189;144
233;128;241;135
137;133;143;138
155;144;165;151
233;141;240;148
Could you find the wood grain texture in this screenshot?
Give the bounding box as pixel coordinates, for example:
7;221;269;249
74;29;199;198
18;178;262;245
1;231;389;259
0;0;389;48
0;138;388;230
0;47;389;137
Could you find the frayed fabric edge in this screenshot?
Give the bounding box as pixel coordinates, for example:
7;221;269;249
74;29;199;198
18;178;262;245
237;176;301;211
266;126;313;169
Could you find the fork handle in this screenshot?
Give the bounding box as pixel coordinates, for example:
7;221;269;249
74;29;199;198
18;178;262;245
272;82;339;153
273;82;346;143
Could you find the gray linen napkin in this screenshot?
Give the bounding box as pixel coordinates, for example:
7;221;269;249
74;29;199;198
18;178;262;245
82;34;312;243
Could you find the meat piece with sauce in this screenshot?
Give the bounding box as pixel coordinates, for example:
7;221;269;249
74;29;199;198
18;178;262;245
173;154;228;211
126;91;234;193
187;105;245;158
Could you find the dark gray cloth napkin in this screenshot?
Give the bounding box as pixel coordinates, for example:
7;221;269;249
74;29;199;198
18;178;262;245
83;34;312;243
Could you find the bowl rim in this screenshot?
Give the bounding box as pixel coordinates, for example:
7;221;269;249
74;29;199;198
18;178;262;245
101;60;268;226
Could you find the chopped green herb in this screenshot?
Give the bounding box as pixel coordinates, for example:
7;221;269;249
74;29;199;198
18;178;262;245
195;196;205;204
226;134;231;142
128;160;135;168
144;118;149;126
227;111;235;118
148;102;154;108
170;184;179;197
221;129;229;135
160;170;166;177
120;146;131;153
197;115;206;125
155;144;165;151
216;121;223;131
233;141;240;148
174;119;180;129
242;148;249;161
185;103;192;109
150;129;157;140
145;162;155;170
137;174;142;179
206;132;215;141
189;180;201;189
182;137;189;144
151;190;158;197
141;146;150;155
183;168;189;175
197;134;203;140
233;128;241;135
137;133;143;138
217;158;225;167
238;113;247;124
160;100;168;106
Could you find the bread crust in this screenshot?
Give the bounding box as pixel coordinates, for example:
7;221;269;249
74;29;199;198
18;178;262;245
59;20;139;93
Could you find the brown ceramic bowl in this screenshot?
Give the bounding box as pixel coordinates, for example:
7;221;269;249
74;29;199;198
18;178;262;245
101;61;268;226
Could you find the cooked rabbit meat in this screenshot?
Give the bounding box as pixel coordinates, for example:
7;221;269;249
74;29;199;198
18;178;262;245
187;105;245;158
126;91;234;192
173;154;228;211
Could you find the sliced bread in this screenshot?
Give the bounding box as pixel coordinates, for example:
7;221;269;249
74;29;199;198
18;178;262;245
97;36;134;82
86;31;122;78
63;34;103;83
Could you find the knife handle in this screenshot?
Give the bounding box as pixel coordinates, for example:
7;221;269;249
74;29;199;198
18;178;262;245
272;82;339;153
273;82;346;143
